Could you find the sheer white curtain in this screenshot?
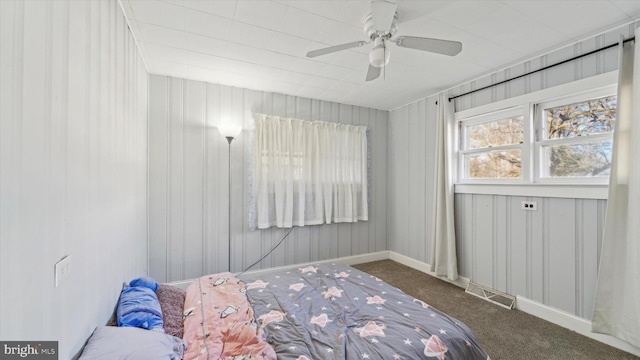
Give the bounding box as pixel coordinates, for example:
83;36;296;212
430;94;459;281
591;32;640;347
252;113;368;229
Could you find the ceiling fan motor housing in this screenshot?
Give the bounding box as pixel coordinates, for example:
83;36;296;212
364;12;398;40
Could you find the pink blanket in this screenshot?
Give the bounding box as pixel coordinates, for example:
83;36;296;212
183;272;276;360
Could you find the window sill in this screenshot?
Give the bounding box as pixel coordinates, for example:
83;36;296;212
454;183;608;199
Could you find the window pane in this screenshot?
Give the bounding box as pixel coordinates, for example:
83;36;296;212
542;141;612;177
545;96;616;139
468;116;524;150
466;150;521;179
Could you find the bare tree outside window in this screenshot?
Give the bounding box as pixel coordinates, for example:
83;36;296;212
543;96;616;177
465;116;523;179
543;142;612;177
467;150;522;178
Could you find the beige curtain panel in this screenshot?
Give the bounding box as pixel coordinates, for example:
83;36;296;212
591;30;640;348
252;113;368;229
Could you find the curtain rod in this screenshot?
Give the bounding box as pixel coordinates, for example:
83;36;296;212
448;36;636;102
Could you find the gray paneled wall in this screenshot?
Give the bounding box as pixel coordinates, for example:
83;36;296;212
388;22;639;322
388;98;438;263
0;1;148;358
451;22;639;111
148;75;387;283
455;194;605;319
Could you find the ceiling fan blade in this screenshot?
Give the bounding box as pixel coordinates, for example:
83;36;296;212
394;36;462;56
371;0;397;32
365;64;381;81
306;41;368;58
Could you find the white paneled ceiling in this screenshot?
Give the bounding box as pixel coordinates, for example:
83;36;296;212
120;0;640;110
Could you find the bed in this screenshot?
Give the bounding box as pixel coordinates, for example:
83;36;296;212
182;263;490;360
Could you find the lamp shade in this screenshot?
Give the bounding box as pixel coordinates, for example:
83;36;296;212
219;123;242;139
369;38;390;68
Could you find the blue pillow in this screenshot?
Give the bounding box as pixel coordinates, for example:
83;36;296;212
117;278;164;331
129;276;160;291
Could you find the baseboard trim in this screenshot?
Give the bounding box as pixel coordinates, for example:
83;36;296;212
388;251;470;289
516;296;640;357
239;250;391;277
165;251;391;289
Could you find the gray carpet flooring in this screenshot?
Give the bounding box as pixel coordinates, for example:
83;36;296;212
353;260;639;360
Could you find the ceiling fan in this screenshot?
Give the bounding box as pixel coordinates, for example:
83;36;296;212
306;0;462;81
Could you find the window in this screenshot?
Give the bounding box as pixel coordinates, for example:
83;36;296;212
456;81;616;187
458;108;525;181
252;114;368;230
536;93;616;182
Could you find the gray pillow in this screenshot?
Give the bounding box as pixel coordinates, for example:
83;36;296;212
156;284;186;338
79;326;186;360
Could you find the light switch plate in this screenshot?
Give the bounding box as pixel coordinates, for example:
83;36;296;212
54;255;72;287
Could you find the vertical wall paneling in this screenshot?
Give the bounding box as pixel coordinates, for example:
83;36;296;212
450;195;605;321
387;22;638;322
507;64;526;99
0;1;148;357
408;101;426;263
424;100;438;263
453;195;465;276
579;199;604;319
22;1;48;336
494;196;508;293
204;83;223;275
148;76;168;282
230;87;244;272
472;195;494;287
374;109;387;253
415;101;427;263
388;104;409;255
508;196;528;297
184;80;205;280
451;24;638;113
529;197;545;303
169;78;184;280
547;198;576;314
0;0;20;337
148;75;388;280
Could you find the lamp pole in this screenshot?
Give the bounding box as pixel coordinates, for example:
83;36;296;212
226;136;234;273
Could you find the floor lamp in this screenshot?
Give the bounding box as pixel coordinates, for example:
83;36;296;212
220;125;241;273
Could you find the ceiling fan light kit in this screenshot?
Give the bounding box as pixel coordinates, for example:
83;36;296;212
369;38;390;67
305;0;463;81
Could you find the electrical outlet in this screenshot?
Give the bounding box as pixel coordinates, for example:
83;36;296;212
520;201;537;211
54;255;72;287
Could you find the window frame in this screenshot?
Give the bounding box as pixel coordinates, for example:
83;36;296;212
452;71;618;199
533;87;616;185
457;106;530;184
